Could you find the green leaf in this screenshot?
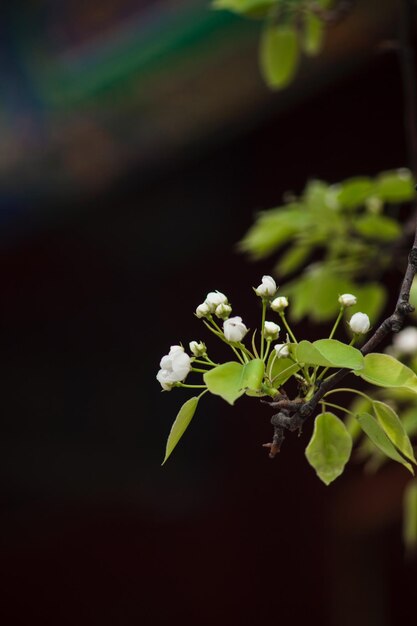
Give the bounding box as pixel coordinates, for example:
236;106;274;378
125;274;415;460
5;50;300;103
376;169;416;203
305;412;352;485
268;354;300;386
241;358;265;391
276;243;312;276
356;413;414;474
372;401;416;464
162;396;199;465
260;25;299;90
203;361;245;405
334;177;375;210
212;0;276;18
354;214;401;242
295;339;363;370
302;12;324;56
402;407;417;438
403;481;417;551
357;353;417;394
204;360;266;404
239;207;311;259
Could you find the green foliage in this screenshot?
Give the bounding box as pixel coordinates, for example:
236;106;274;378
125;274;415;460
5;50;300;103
295;339;363;370
372;401;416;464
357;353;417;394
162;396;200;464
240;170;415;322
212;0;277;19
204;361;247;404
302;12;324;56
213;0;334;88
260;24;299;89
357;413;414;475
305;412;352;485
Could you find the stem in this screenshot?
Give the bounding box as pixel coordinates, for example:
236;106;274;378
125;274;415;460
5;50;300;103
329;308;343;340
260;299;267;359
191;367;210;373
177;384;207;389
319;401;355;417
203;319;246;364
279;311;298;343
323;387;373;402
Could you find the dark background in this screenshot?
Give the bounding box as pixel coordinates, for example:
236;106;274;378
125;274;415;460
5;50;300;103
0;1;416;624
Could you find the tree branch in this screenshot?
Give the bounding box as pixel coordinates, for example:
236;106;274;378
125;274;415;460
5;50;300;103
262;0;417;456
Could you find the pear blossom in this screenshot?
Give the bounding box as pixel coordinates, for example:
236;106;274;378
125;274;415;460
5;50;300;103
254;275;277;298
264;321;280;340
189;341;206;357
205;291;228;312
223;316;248;342
271;296;288;312
349;312;370;334
156;345;191;391
196;302;211;318
392;326;417;355
215;303;232;320
338;293;357;307
274;343;290;358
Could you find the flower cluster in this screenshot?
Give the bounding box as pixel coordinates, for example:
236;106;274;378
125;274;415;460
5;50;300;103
157;278;376;466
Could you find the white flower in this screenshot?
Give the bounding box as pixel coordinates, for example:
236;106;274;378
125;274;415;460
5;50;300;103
254;275;277;298
156;345;191;391
215;303;232;320
205;291;228;312
349;312;370;334
274;343;290;358
271;296;288;312
264;321;280;340
393;327;417;355
196;302;211;318
189;341;206;357
223;316;248;342
338;293;357;307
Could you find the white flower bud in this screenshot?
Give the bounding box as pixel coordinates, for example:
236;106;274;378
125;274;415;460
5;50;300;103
254;275;277;298
215;303;232;320
156;345;191;390
223;316;248;343
189;341;206;357
270;296;288;312
338;293;357;307
392;327;417;355
196;302;211;318
349;312;370;334
273;343;290;358
264;321;280;340
205;291;228;312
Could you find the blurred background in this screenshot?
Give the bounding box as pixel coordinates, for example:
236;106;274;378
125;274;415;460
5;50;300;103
0;0;416;624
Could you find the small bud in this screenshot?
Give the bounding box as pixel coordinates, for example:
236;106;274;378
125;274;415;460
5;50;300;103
254;275;277;298
271;296;288;312
264;321;280;340
215;303;232;320
349;312;370;334
338;293;357;308
205;291;228;312
223;316;248;343
196;302;211;318
273;343;290;358
189;341;206;357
